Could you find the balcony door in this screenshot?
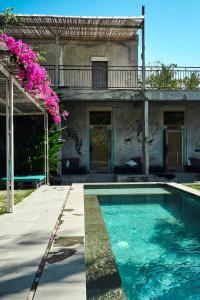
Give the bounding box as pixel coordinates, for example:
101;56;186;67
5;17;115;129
92;61;108;89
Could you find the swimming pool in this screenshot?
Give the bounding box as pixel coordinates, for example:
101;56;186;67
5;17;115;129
85;184;200;300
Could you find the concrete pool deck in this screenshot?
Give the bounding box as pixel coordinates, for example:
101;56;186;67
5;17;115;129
0;184;86;300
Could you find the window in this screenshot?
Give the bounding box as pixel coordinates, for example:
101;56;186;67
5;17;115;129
89;111;111;125
164;112;184;125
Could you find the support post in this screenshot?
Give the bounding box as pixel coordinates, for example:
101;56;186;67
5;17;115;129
55;29;60;86
57;122;62;176
6;76;14;212
141;5;149;175
44;114;49;184
55;28;62;175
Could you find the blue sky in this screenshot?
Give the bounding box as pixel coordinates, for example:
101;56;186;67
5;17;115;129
1;0;200;66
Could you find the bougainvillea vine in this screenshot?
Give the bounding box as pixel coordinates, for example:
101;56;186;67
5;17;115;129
0;33;68;123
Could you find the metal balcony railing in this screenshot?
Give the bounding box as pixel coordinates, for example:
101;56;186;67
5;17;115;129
43;65;200;90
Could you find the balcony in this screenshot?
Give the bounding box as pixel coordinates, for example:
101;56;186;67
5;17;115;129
44;65;200;90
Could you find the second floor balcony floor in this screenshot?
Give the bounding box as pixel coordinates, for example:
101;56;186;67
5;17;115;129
45;64;200;91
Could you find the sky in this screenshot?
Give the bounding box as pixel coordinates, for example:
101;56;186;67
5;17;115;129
1;0;200;66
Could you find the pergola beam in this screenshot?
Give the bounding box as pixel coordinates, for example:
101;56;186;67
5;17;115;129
0;63;45;114
0;96;23;114
6;77;14;213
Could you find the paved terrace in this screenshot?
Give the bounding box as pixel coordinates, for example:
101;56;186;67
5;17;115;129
0;185;86;300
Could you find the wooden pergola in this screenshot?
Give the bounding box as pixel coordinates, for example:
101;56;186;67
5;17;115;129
1;15;144;40
0;49;49;213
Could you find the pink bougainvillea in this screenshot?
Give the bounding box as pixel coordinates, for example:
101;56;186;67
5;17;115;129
0;33;68;123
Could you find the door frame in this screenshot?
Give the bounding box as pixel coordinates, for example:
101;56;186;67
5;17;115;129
165;129;184;170
162;109;186;170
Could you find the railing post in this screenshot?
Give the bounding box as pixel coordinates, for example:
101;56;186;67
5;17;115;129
141;5;149;176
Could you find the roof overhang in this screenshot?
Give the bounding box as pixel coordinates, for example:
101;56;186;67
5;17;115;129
0;14;144;41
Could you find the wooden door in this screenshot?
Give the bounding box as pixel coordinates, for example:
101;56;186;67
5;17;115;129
92;61;108;89
166;131;183;170
90;129;111;171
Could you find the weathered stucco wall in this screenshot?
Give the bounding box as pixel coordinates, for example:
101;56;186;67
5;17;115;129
61;101;200;171
61;40;138;66
61;101;142;170
149;103;200;167
28;38;138;66
187;104;200;160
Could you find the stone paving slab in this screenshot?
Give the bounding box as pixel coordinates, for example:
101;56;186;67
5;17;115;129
0;185;69;300
34;184;86;300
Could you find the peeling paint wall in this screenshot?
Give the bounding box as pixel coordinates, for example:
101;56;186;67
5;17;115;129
61;102;142;170
187;105;200;160
62;102;200;171
28;38;138;66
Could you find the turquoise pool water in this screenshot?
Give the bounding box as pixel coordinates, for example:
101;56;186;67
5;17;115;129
96;186;200;300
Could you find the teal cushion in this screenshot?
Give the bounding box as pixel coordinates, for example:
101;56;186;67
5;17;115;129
0;175;45;182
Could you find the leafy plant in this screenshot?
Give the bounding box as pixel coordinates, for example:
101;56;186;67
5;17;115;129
146;62;179;89
0;7;22;27
18;123;66;175
182;72;200;90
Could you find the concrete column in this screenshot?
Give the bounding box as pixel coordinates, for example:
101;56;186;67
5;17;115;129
141;5;149;175
142;100;149;175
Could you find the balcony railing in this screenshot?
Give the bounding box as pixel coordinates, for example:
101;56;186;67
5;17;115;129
43;65;200;90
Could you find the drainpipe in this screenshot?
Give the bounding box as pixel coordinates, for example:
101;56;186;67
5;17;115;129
141;5;149;176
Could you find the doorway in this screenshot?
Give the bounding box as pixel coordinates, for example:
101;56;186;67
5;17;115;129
90;128;111;171
165;130;183;170
92;61;108;89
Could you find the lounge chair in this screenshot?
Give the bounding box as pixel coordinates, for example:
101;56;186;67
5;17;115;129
0;175;46;189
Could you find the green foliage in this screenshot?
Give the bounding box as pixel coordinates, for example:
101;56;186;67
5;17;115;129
31;47;47;63
0;8;22;26
146;63;179;89
146;62;200;90
19;123;66;175
182;72;200;90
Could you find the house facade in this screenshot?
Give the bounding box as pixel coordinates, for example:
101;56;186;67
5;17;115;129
4;14;200;176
